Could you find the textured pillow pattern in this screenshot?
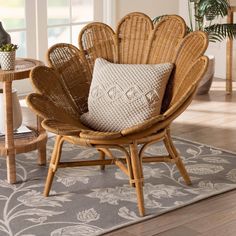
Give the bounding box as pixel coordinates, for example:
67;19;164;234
80;58;173;132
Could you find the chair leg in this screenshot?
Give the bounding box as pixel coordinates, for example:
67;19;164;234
98;149;106;170
128;156;144;188
44;135;64;197
164;129;191;185
130;142;145;216
126;155;135;187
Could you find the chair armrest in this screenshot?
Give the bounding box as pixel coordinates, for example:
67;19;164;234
27;93;82;127
27;93;90;136
163;85;196;119
164;56;209;119
42;119;89;136
120;114;165;136
79;130;122;140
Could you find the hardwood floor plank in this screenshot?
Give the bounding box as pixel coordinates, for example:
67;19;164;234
186;204;236;233
199;220;236;236
106;230;136;236
154;226;199;236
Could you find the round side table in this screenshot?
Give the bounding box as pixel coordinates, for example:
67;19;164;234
0;58;47;184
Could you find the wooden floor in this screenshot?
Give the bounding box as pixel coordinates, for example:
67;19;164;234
22;79;236;236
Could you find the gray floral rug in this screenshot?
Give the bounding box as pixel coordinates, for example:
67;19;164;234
1;137;236;236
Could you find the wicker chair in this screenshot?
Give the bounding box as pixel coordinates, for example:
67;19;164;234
27;12;208;216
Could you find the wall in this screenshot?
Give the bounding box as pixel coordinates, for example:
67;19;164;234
178;0;227;79
115;0;179;23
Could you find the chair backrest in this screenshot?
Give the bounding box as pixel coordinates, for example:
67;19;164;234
47;12;208;116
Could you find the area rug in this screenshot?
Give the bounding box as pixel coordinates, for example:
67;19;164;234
1;138;236;236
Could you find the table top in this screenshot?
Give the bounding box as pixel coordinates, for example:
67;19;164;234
0;58;43;82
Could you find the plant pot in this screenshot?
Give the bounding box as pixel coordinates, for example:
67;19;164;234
196;55;215;95
0;89;22;133
0;51;16;70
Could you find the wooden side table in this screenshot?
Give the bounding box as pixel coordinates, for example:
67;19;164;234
0;58;47;184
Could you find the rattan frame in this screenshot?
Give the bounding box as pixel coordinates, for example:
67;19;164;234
27;12;209;216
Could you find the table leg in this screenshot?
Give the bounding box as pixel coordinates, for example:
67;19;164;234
37;116;47;165
3;81;16;184
226;9;233;95
38;147;47;165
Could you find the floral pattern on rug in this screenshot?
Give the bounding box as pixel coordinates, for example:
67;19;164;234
0;138;236;235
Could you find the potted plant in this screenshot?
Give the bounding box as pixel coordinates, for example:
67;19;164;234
0;43;21;132
154;0;236;94
0;43;18;71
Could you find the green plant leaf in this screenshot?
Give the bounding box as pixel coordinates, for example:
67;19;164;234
205;23;236;42
0;43;18;52
153;15;167;25
154;0;233;43
198;0;230;19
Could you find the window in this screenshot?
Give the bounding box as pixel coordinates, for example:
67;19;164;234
0;0;26;57
0;0;103;94
0;0;103;60
48;0;94;46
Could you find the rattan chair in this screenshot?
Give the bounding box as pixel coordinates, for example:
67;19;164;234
27;12;209;216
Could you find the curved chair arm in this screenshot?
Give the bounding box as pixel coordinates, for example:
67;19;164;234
78;114;165;140
109;87;195;139
26;93;82;127
79;130;122;140
121;87;197;140
161;56;209;123
163;85;196;119
27;93;91;136
42;119;89;136
120;114;165;136
27;93;66;120
119;56;209;138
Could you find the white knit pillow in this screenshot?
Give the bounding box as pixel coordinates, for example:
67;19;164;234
80;58;173;132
